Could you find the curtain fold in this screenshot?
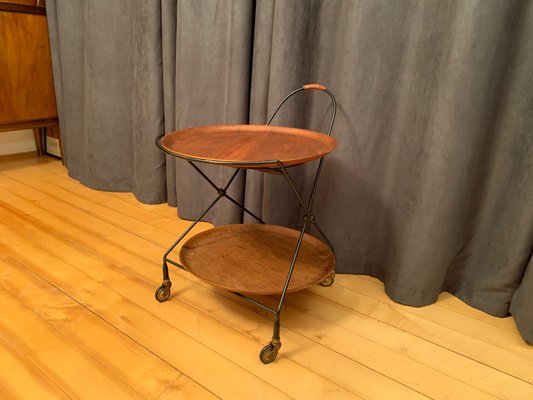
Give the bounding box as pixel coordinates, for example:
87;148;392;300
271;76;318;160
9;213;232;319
47;0;533;343
160;0;255;226
47;0;166;203
511;255;533;344
246;0;533;342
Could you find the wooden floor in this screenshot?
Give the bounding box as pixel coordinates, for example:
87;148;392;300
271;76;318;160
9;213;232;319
0;154;532;400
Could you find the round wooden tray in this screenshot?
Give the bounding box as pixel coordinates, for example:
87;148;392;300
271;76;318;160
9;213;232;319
179;224;335;295
159;124;336;168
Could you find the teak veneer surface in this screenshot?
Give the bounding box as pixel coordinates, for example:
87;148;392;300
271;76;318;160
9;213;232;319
179;224;335;295
0;10;57;127
159;124;337;168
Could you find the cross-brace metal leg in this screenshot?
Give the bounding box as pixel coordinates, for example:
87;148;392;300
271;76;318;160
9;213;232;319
257;161;335;363
155;163;264;302
155;160;335;365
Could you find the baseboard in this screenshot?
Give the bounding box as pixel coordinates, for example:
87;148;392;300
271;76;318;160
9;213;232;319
0;129;36;156
0;151;37;161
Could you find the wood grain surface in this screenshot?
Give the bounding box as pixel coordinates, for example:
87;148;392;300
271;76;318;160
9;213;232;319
159;124;336;168
179;224;335;295
0;11;57;127
1;1;38;5
2;155;533;400
0;2;46;14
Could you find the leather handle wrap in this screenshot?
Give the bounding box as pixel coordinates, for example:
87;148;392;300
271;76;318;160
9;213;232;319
303;83;327;91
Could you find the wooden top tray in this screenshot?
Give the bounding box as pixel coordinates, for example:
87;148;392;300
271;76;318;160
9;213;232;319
179;224;335;295
158;124;336;168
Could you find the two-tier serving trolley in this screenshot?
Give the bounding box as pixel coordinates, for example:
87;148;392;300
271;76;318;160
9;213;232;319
155;84;337;363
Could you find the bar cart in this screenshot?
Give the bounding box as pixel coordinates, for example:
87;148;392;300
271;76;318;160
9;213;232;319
155;84;337;363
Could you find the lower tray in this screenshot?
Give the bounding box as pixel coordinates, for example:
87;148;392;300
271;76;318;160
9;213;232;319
179;224;335;295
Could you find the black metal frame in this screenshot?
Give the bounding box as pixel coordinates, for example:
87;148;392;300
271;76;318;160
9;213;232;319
155;85;337;364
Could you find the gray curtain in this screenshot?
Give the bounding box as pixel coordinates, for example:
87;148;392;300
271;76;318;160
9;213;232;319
46;0;167;202
160;0;254;225
47;0;533;343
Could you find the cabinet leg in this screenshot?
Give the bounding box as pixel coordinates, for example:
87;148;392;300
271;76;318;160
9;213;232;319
33;128;44;156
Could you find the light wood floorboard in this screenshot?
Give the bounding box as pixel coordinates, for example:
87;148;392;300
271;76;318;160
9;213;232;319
0;155;532;399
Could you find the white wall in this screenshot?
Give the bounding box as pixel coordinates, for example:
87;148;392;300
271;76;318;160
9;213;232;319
0;130;36;156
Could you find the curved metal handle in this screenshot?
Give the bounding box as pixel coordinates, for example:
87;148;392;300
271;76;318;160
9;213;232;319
266;83;337;136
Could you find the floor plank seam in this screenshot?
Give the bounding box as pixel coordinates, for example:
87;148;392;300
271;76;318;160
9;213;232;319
0;333;74;400
0;233;295;399
0;286;150;400
306;288;533;387
0;191;516;396
2;156;532;400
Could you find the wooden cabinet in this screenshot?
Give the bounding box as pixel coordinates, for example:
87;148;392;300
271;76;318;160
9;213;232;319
0;0;61;158
1;0;43;6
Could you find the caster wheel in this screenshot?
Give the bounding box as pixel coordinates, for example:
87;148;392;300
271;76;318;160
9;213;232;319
259;343;280;364
320;273;335;287
155;284;171;302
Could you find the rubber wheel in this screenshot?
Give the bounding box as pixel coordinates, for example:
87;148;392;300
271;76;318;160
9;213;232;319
155;285;171;302
320;273;335;287
259;343;279;364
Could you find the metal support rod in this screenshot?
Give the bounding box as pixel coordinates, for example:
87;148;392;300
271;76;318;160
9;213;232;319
187;164;264;223
266;88;302;125
163;194;223;262
162;261;171;281
279;161;334;251
279;163;312;217
166;258;186;270
161;167;247;281
231;292;277;314
188;161;219;192
163;167;242;263
272;314;281;340
310;220;334;252
323;89;337;136
223;168;241;190
266;86;337;137
304;90;336;210
277;220;309;313
306;157;325;211
223;193;265;224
